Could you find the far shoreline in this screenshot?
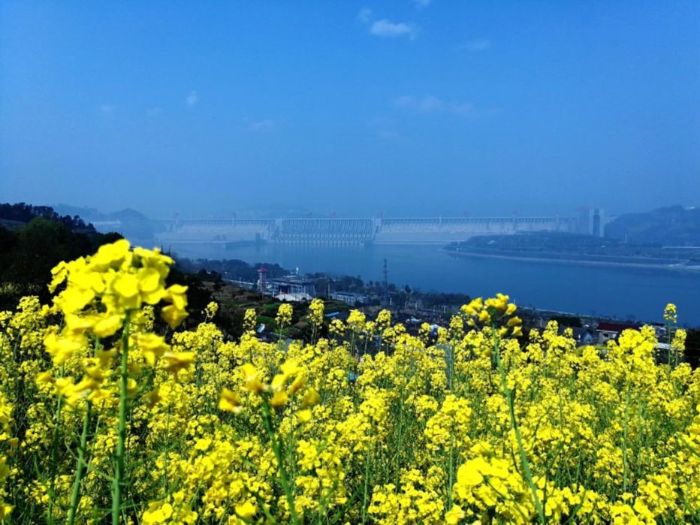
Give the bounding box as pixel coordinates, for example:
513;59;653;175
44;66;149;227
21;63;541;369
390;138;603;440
444;248;700;274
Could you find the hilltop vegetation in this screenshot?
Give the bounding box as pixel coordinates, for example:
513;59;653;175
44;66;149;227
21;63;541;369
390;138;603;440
606;205;700;245
0;204;121;309
0;202;96;233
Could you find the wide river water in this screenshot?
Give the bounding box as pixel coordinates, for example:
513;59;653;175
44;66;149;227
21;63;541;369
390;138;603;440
171;243;700;327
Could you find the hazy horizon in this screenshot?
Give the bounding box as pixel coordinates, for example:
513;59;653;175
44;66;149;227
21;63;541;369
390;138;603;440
2;1;699;217
43;201;698;222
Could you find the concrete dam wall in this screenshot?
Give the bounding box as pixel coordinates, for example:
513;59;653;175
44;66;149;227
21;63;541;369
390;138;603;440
153;216;578;247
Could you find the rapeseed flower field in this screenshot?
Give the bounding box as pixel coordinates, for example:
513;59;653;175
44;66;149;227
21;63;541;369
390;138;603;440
0;240;698;524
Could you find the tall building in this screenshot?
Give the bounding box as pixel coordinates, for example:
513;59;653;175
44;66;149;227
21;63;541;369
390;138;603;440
577;207;607;237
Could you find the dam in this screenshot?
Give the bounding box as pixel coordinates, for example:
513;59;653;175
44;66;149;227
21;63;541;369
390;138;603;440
152;215;581;247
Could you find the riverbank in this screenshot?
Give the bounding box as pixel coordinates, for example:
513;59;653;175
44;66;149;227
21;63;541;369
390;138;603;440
445;247;700;273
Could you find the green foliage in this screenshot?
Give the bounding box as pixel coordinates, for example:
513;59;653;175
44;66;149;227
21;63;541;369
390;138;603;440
0;219;120;310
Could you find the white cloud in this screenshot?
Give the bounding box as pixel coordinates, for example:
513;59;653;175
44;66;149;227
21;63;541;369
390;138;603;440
413;0;431;8
460;39;491;52
370;19;418;39
98;104;114;115
394;95;443;113
394;95;475;116
186;90;199;106
248;119;276;132
358;8;417;39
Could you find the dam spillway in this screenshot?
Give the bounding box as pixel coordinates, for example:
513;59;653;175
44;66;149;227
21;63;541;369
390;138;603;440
152;216;579;247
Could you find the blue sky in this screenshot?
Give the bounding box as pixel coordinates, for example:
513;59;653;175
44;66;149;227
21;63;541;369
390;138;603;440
1;1;698;218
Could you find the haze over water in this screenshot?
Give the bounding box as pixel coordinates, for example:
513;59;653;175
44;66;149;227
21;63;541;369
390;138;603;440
172;243;700;326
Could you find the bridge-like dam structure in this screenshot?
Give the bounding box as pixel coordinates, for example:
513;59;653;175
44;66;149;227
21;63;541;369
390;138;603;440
154;216;579;247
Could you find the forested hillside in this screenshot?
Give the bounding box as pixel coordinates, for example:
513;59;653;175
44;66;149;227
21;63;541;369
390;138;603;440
0;204;122;309
606;205;700;245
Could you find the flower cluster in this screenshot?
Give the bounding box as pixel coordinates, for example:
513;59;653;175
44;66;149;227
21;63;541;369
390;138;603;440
40;240;190;406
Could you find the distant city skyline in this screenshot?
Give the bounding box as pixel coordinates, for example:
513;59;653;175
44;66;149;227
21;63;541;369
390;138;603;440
1;2;699;217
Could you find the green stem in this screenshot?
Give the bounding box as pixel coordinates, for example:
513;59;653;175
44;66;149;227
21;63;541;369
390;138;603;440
447;438;455;508
112;314;131;525
446;344;454;391
361;450;371;524
163;400;172;493
621;385;630;494
394;396;405;486
46;395;63;525
261;400;299;524
67;401;92;525
494;330;546;524
508;393;546;523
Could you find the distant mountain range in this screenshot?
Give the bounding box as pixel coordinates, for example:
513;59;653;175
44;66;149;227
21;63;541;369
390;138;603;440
606;205;700;245
53;204;157;240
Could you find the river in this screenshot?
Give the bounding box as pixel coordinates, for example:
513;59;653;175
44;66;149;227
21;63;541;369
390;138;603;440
169;243;700;327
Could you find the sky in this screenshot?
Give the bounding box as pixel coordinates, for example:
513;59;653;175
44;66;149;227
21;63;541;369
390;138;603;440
1;1;699;219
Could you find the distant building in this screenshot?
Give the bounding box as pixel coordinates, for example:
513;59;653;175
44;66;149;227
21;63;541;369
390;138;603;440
330;291;369;306
596;321;639;344
275;292;313;303
572;327;596;345
268;275;316;297
257;267;268;293
91;220;122;233
577;207;607;237
649;324;668;340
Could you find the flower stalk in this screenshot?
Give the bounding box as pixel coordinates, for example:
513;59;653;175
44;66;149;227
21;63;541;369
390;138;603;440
67;401;91;525
112;314;131;525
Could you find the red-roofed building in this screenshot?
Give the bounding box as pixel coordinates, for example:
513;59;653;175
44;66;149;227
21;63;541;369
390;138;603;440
597;321;640;344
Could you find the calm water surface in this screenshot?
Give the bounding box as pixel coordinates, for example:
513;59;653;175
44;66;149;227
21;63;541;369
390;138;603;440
172;243;700;326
